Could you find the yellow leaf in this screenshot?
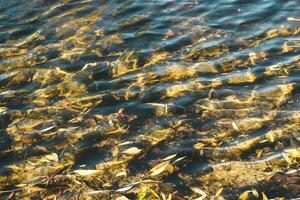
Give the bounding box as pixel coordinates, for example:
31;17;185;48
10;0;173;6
161;192;166;200
148;187;160;199
166;164;174;173
193;143;206;150
173;156;186;164
190;187;207;199
74;169;99;176
262;192;268;200
162;154;177;161
232;121;239;130
45;153;59;162
27;186;45;192
116;171;127;177
118;141;134;146
149;161;170;176
215;188;223;196
252;189;259;197
239;191;249;200
138;187;148;200
256;149;264;158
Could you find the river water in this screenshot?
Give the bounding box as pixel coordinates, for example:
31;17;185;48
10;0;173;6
0;0;300;199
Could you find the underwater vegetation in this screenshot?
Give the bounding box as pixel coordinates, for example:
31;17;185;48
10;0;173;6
0;0;300;199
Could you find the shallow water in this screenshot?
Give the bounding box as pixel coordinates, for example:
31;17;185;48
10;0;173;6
0;0;300;199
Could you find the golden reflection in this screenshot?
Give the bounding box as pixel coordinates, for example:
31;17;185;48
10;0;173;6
0;2;299;199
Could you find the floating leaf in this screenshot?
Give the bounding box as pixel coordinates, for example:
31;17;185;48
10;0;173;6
149;160;170;176
74;169;99;176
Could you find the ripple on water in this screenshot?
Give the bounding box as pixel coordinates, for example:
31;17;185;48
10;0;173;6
0;0;299;199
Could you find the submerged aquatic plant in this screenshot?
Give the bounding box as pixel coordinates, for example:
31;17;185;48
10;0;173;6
0;0;300;199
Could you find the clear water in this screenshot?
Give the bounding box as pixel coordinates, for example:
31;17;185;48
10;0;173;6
0;0;299;199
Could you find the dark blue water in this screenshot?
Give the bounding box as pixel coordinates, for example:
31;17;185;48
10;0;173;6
0;0;299;199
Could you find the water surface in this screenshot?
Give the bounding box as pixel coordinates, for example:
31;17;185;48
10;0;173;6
0;0;300;199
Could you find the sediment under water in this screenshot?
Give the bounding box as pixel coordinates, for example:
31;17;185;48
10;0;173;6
0;0;300;199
